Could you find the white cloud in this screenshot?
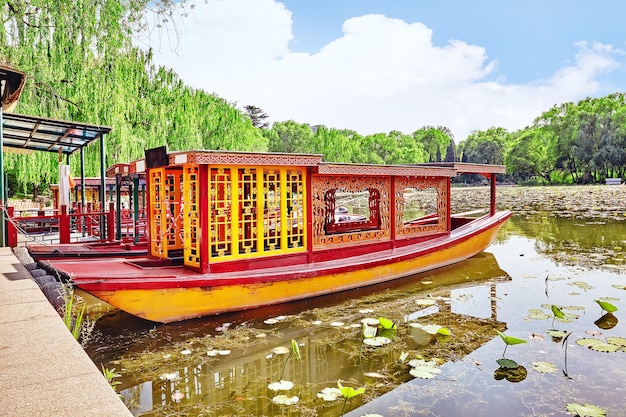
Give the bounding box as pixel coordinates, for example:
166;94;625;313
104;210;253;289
138;0;623;141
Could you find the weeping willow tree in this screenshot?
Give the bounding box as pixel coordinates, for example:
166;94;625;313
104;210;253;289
0;0;267;195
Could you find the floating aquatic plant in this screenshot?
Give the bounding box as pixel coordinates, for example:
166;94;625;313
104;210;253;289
595;299;618;314
576;337;621;352
565;403;606;417
268;339;302;391
408;359;441;379
532;361;558;373
271;395;299;405
551;304;565;328
496;330;527;358
317;387;342;402
338;381;365;417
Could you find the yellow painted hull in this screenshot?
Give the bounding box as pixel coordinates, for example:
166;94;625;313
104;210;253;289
87;214;509;322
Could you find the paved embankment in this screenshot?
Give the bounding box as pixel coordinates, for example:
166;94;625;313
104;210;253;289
0;247;132;417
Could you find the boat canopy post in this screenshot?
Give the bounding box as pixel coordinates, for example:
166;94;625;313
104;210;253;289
490;172;497;216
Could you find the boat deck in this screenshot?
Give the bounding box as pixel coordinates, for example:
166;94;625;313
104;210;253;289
44;212;511;288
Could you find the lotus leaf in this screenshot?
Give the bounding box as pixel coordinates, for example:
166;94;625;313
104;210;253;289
272;346;290;355
291;339;301;360
361;317;380;326
496;358;519;369
589;343;619;353
546;329;569;338
611;284;626;290
337;381;365;399
363;336;391;347
532;361;558;373
561;305;586;311
551;305;565;319
408;360;441;379
576;338;603;347
268;380;294;391
420;324;444;335
565;403;606;417
527;311;551;320
496;330;528;346
316;387;342;401
379;317;396;330
595;299;618;313
272;395;299;405
436;327;451;336
605;336;626;346
568;281;594;291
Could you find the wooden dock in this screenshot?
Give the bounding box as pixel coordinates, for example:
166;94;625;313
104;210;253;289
0;247;132;416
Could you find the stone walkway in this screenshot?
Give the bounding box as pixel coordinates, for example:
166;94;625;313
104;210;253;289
0;247;132;416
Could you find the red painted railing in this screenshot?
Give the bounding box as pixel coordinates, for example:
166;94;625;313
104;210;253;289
6;203;116;247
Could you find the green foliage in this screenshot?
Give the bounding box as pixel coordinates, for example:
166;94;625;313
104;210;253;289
101;365;122;393
61;285;86;341
595;299;618;313
0;0;266;192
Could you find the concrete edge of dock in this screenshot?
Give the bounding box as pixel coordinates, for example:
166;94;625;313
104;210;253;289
0;247;133;417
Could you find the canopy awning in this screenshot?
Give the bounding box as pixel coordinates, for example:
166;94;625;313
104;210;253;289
2;112;111;155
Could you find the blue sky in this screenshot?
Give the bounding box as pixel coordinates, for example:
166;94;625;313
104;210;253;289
140;0;626;141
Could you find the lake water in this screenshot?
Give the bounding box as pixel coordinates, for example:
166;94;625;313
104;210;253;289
85;210;626;417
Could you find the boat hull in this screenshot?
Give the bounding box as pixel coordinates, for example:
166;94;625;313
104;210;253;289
53;212;510;323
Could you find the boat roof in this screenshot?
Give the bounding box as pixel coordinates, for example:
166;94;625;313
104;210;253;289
168;150;324;167
316;162;457;177
128;149;506;177
417;162;507;175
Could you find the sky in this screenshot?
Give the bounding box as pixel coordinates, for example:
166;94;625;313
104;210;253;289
137;0;626;141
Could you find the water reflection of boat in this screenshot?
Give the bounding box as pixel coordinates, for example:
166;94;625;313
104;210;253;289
41;149;510;323
115;252;509;416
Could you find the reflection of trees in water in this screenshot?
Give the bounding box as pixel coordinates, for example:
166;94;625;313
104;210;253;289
503;214;626;268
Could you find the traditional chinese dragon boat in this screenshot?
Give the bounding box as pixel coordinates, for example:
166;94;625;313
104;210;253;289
41;149;511;323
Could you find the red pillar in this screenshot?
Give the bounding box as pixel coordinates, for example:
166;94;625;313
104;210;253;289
59;205;70;244
107;201;115;242
6;206;17;248
490;173;497;216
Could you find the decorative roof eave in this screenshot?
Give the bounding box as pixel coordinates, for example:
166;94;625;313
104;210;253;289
168;150;324;167
129;159;146;175
106;163;130;178
316;163;457;177
417;162;507;175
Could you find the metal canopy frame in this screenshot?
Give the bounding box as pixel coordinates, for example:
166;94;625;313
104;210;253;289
1;112;112;246
2;112;111;155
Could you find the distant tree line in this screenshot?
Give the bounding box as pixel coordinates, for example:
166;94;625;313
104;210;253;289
2;1;626;197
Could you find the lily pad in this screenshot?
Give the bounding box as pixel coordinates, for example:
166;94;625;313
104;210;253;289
408;360;441;379
527;311;551;320
272;346;290;355
272;395;299;405
565;403;606;417
532;361;558;373
611;284;626;290
415;298;436;306
605;336;626;346
316;387;342;401
589;343;620;353
411;323;445;335
496;358;519;369
268;380;294;391
363;336;391;347
546;329;569;338
568;281;594;291
576;338;603;347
